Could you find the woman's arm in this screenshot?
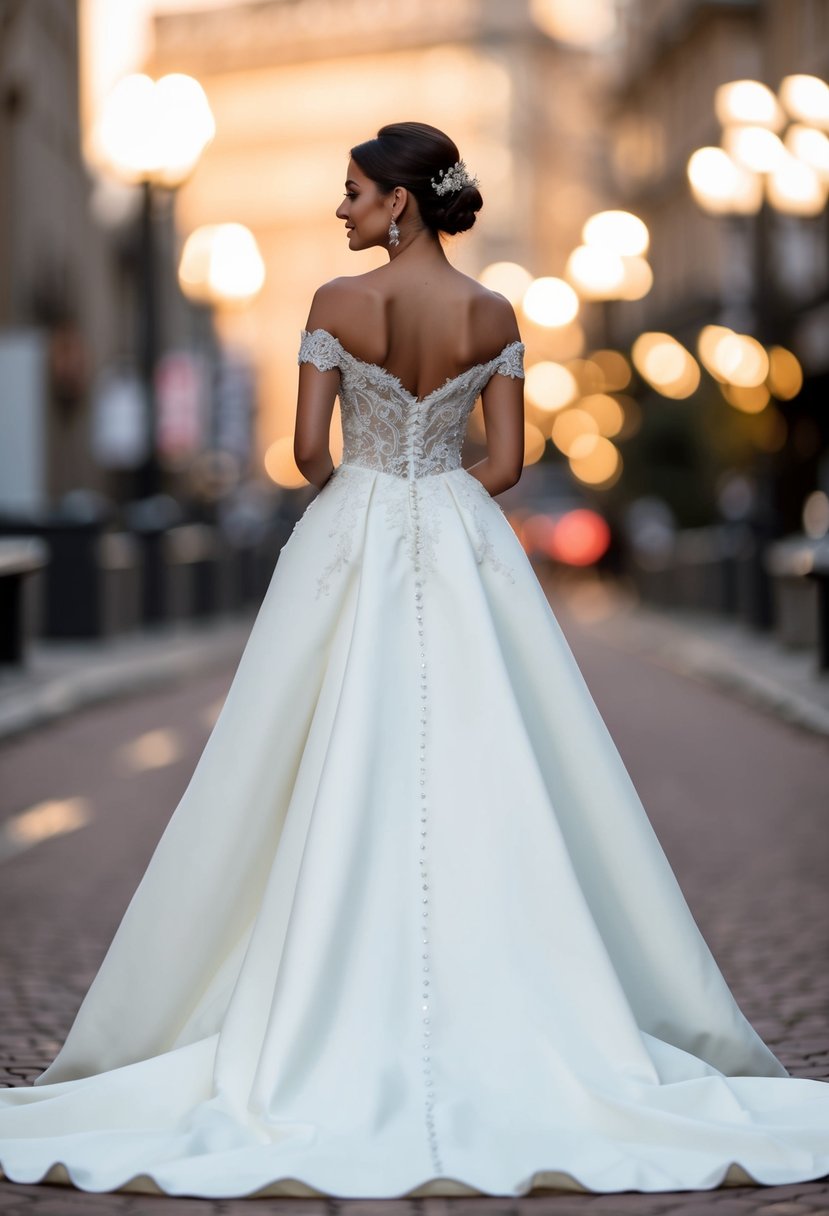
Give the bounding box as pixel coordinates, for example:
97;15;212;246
465;296;525;495
294;285;342;489
465;370;525;496
294;362;337;489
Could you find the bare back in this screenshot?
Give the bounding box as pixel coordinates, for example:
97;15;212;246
307;261;521;403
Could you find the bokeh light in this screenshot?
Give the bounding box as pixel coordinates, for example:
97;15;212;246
582;210;650;256
785;125;829;177
96;72;215;186
767;346;804;399
722;383;770;413
697;325;735;382
525;361;579;413
632;333;700;398
565;245;625;299
178;223;266;304
779;74;829;128
686;146;763;214
715;80;784;130
551;408;599;455
522;276;580;326
712;333;769;387
478;261;534;306
722;125;787;173
579;393;625;436
529;0;617;47
616;256;654;300
549;509;611;565
569;436;622;488
564;358;604;395
698;326;777;391
767;151;827;215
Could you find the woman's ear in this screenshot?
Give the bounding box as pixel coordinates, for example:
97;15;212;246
394;185;409;215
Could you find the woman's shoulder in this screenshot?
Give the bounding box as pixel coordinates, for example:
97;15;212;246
309;271;387;306
305;274;385;337
464;279;523;355
304;269;521;362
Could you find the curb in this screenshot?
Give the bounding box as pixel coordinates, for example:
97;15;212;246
0;613;256;744
570;592;829;741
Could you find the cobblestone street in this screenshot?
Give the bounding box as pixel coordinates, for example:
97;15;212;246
1;584;828;1215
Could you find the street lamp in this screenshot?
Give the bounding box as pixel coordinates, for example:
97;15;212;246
565;209;653;346
686;74;828;336
95;73;215;500
178;224;265;306
177;224;266;514
685;75;828;623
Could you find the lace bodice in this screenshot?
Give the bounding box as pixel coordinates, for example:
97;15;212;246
298;328;525;479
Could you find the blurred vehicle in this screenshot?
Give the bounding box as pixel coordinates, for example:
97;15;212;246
500;461;614;569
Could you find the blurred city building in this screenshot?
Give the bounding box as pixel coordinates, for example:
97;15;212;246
142;0;613;480
0;0;115;511
0;0;253;518
2;0;827;662
605;0;829;533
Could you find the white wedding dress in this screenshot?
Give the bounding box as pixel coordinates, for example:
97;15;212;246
1;326;828;1199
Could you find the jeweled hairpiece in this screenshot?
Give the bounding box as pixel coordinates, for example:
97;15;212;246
430;159;479;196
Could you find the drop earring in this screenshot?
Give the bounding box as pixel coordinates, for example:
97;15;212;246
388;211;400;247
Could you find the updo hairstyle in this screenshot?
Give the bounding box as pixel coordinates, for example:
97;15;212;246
350;121;483;237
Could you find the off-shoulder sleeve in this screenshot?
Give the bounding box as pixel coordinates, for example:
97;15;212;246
297;328;342;373
494;341;525;379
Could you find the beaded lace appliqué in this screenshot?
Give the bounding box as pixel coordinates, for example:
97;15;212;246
296;327;525;590
449;471;517;584
314;466;371;599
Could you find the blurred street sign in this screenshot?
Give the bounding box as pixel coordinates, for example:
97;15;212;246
91;367;148;470
156;350;208;466
0;330;48;514
214;349;255;468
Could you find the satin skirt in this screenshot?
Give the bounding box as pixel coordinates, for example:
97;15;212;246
1;463;828;1198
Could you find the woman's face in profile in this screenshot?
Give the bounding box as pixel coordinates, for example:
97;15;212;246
335;158;393;251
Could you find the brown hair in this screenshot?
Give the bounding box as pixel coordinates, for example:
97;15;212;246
350;121;482;237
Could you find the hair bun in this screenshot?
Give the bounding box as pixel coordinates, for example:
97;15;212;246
434;182;483;235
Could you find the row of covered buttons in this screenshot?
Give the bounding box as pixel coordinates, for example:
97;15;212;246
410;476;443;1177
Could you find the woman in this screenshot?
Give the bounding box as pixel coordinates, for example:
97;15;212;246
1;120;828;1200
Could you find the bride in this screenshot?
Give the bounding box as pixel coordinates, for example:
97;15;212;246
1;120;828;1200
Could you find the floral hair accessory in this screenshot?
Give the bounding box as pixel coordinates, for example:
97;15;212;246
430;159;479;196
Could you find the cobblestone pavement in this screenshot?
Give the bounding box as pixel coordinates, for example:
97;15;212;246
0;579;828;1215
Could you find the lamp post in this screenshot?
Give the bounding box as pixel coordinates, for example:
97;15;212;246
176;222;266;517
95;73;215;501
686;76;828;625
687;76;828;337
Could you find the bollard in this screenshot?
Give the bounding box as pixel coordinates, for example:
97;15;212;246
764;535;821;651
0;537;48;663
807;537;829;671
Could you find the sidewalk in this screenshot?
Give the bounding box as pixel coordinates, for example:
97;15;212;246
2;575;828;744
0;611;256;743
541;570;829;740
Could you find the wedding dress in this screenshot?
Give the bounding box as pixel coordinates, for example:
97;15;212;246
1;325;828;1199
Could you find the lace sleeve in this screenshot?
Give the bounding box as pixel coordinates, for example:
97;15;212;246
494;341;525;380
298;328;342;373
